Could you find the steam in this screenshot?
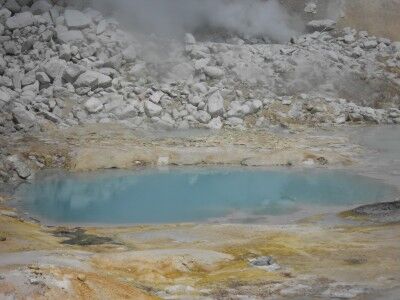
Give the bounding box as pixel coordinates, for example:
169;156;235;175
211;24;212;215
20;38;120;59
92;0;302;42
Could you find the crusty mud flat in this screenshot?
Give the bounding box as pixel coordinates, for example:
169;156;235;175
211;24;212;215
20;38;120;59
1;0;400;298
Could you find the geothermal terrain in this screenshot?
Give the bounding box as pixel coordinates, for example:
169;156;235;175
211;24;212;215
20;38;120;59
0;0;400;299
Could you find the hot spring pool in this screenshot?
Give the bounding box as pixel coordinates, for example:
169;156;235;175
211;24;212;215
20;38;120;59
13;168;396;225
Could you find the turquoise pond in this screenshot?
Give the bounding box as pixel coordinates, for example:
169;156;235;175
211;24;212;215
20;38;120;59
14;168;396;224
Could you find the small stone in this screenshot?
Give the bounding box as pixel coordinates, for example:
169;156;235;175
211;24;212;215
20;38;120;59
77;274;86;282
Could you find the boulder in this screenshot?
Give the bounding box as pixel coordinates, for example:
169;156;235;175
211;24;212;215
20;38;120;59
56;29;85;44
12;103;37;129
0;8;12;25
122;45;137;63
7;155;31;179
204;66;224;79
64;9;91;29
207;91;225;117
84;97;103;114
5;0;21;14
74;71;111;89
62;64;85;83
144;100;162;117
207;117;223;130
307;19;336;32
5;11;34;29
43;58;67;80
0;90;11;106
36;71;50;84
30;0;52;15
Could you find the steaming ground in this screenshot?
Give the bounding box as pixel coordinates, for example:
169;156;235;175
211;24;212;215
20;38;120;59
93;0;302;42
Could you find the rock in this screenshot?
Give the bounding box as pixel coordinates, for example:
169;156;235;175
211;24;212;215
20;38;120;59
43;58;67;81
77;274;86;282
4;41;19;55
30;0;52;15
122;45;137;63
149;91;164;104
207;117;223;130
322;284;368;299
193;110;212;123
64;9;92;29
7;154;31;179
144;100;162;117
5;11;34;29
59;44;71;61
56;30;85;43
207;91;225;117
307;19;336;32
204;66;224;79
249;256;281;271
362;40;378;49
185;33;196;45
84;97;103;114
62;65;85;83
5;0;21;14
12;104;37;129
0;8;12;25
304;1;317;14
0;90;11;106
74;71;99;89
344;34;355;44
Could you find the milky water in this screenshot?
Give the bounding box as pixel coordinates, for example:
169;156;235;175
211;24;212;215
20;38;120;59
14;168;396;225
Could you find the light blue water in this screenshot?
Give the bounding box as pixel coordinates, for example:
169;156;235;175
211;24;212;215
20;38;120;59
14;168;396;224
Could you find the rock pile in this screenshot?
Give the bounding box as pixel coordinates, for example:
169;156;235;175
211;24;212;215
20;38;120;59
0;1;399;135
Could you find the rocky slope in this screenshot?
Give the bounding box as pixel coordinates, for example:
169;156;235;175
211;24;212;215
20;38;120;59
0;0;399;182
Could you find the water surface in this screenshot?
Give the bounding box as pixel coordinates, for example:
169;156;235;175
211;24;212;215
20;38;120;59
14;168;396;225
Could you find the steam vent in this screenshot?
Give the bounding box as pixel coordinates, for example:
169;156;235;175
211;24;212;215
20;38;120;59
0;0;400;299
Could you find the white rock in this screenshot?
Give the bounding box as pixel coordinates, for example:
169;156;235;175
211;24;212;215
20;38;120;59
36;71;50;84
207;91;225;117
0;90;11;106
122;45;137;63
12;103;37;129
344;34;355;44
5;0;21;13
0;8;12;25
43;58;67;80
307;19;336;32
149;91;164;104
62;65;84;83
84;97;103;114
144;100;162;117
64;9;92;29
193;110;212;123
362;40;378;49
204;66;224;79
7;155;31;179
185;33;196;44
56;29;84;43
30;0;52;15
5;11;34;29
74;71;100;89
207;117;223;130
